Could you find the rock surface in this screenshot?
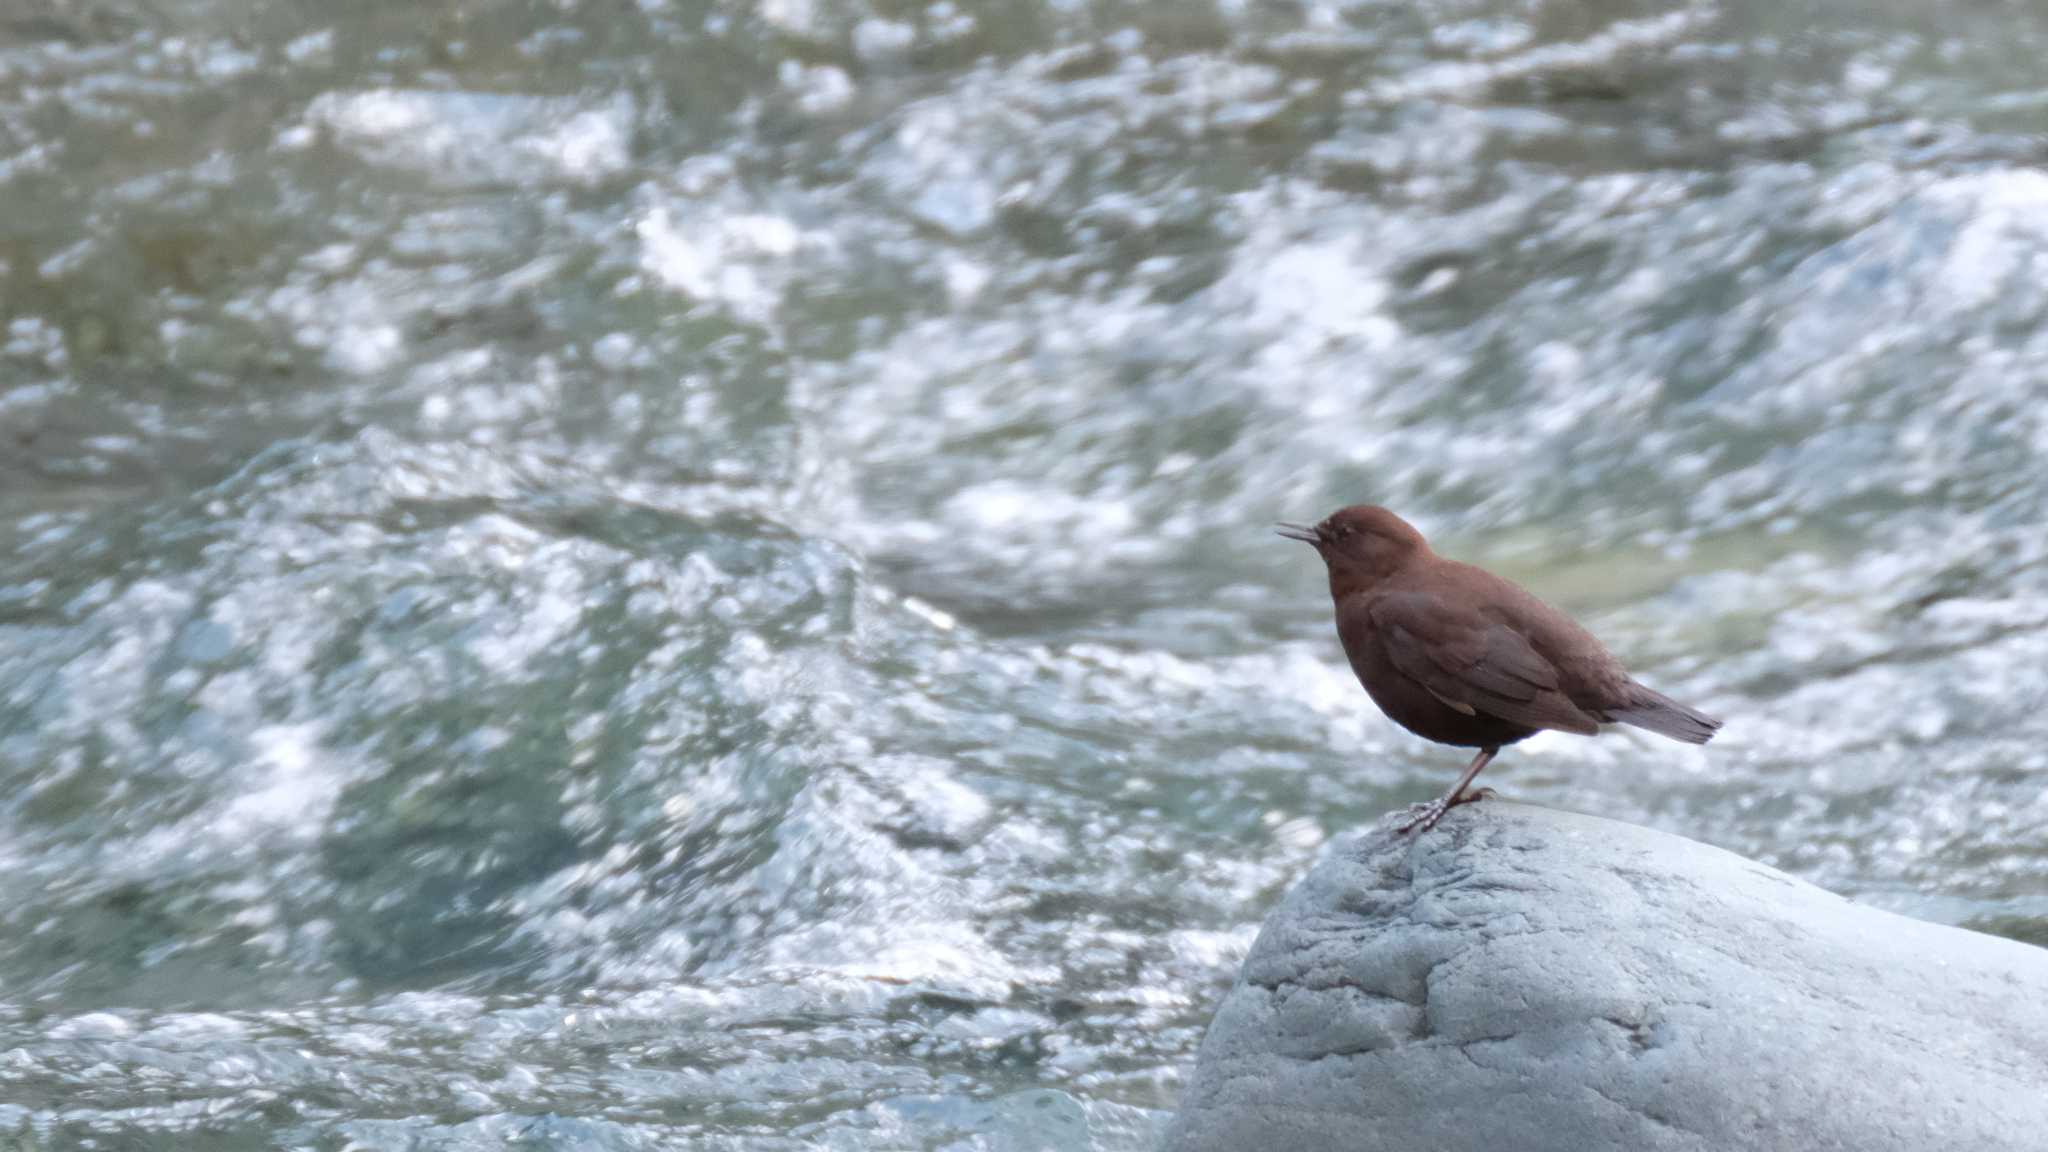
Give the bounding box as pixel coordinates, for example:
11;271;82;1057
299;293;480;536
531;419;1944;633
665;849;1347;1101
1164;802;2048;1152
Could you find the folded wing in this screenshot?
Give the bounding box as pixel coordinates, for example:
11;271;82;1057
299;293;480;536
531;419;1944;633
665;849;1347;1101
1369;591;1601;736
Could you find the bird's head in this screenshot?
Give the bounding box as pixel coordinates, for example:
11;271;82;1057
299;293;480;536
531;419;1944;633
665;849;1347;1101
1276;505;1430;589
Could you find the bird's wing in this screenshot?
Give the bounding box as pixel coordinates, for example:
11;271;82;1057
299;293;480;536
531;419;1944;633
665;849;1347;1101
1368;591;1602;736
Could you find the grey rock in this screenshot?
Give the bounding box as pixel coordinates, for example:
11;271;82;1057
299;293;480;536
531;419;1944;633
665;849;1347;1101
1165;802;2048;1152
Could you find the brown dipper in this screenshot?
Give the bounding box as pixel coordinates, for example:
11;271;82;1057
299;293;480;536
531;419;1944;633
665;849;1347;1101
1279;505;1721;833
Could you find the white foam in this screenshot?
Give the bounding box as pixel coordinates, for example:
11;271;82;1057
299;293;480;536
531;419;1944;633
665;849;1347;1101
1931;170;2048;314
223;724;341;839
47;1013;135;1040
887;100;1001;236
285;28;335;65
526;100;633;184
854;19;916;60
636;206;809;324
780;60;856;115
1367;10;1711;103
760;0;821;37
306;90;635;187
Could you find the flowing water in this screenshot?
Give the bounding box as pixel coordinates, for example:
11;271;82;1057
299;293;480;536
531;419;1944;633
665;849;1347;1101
4;0;2048;1146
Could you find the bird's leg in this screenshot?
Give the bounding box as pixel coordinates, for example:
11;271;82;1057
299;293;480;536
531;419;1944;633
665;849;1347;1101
1395;747;1498;835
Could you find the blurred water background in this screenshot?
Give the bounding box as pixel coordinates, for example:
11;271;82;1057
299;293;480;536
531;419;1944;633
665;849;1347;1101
4;0;2048;1146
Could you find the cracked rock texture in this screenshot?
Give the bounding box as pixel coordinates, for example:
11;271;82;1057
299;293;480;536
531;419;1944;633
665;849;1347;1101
1164;802;2048;1152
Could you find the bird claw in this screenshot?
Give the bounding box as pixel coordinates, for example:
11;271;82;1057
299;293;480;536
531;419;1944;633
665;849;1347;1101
1394;787;1493;835
1395;799;1449;835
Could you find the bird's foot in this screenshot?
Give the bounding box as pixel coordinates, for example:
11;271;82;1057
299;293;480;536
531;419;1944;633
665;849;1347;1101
1394;799;1448;835
1394;788;1493;835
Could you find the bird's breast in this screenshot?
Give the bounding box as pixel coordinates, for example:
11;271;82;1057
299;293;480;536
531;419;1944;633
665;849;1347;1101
1332;598;1535;749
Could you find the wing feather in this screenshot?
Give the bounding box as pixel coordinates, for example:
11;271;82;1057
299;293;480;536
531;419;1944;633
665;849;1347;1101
1371;592;1600;736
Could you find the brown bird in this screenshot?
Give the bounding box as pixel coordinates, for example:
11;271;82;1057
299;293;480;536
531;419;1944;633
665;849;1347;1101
1278;505;1721;833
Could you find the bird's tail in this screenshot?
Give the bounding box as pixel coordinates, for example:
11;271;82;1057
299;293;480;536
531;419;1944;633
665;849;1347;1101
1607;682;1721;745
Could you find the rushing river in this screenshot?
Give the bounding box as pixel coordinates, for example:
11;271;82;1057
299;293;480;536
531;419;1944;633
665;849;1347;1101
4;0;2048;1146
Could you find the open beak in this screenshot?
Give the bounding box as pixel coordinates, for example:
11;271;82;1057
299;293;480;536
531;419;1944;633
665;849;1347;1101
1275;521;1321;545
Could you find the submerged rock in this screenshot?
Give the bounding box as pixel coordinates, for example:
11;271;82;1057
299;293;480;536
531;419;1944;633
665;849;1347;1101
1165;802;2048;1152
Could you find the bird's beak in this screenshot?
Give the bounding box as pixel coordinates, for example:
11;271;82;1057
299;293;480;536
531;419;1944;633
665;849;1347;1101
1275;521;1321;545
